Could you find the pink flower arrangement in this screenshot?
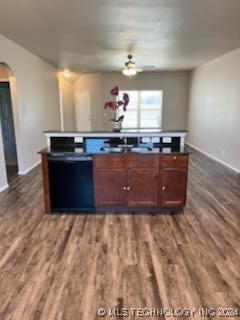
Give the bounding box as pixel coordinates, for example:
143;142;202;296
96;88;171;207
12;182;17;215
104;86;129;122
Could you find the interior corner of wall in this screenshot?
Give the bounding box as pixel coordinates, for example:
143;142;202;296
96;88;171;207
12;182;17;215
0;183;9;193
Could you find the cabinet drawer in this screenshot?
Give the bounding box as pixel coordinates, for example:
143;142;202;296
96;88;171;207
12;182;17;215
94;155;126;168
161;155;188;168
94;155;159;169
126;155;159;168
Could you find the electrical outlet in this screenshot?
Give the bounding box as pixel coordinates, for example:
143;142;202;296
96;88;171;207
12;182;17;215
74;137;83;143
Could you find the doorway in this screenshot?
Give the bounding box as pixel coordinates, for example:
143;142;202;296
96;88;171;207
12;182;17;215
0;82;18;179
75;90;92;131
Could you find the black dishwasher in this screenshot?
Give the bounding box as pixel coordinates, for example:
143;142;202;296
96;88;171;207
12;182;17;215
48;155;94;212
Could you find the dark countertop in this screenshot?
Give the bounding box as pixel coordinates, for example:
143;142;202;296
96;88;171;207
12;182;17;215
38;146;190;156
43;129;188;134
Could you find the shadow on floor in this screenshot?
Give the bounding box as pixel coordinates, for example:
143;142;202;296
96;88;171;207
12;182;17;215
6;165;18;180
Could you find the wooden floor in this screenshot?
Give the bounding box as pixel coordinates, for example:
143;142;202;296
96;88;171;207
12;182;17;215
0;150;240;320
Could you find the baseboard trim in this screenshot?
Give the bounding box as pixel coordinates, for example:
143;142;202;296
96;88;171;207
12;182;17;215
186;142;240;174
0;183;9;193
18;160;41;175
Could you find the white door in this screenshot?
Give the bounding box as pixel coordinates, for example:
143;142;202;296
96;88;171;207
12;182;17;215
75;90;92;131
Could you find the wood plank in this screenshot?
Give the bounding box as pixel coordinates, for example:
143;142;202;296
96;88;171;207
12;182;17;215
0;148;239;319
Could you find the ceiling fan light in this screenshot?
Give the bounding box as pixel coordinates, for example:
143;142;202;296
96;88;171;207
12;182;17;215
130;68;137;76
122;68;137;76
128;62;135;68
122;54;141;77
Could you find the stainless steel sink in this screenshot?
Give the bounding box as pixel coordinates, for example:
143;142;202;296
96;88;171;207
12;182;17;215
100;146;152;153
130;147;152;153
100;147;124;153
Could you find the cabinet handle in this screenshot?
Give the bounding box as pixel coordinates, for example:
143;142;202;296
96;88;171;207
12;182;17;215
127;187;130;190
123;186;127;190
173;156;177;160
162;186;166;190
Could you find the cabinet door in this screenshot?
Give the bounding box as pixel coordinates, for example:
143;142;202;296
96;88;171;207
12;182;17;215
94;169;126;206
127;169;159;207
161;169;187;207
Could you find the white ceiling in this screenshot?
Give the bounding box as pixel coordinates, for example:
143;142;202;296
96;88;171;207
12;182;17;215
0;0;240;72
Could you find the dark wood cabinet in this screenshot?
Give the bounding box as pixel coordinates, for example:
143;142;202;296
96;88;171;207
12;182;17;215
94;169;126;206
161;169;187;206
94;154;188;211
159;155;188;207
162;154;188;168
94;155;159;208
127;169;158;206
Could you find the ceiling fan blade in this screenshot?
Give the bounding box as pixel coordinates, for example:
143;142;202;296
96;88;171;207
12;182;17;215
139;65;155;69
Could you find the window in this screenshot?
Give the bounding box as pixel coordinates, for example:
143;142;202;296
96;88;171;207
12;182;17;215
119;90;163;129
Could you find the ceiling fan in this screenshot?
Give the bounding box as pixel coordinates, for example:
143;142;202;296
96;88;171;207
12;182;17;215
122;54;143;76
102;54;155;74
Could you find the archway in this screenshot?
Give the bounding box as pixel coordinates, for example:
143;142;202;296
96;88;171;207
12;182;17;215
0;62;20;186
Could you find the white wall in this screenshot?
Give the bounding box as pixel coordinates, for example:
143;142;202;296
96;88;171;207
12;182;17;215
0;34;60;190
187;48;240;173
74;71;190;131
58;74;76;131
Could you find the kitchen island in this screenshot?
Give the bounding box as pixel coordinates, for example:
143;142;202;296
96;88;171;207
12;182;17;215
39;129;189;214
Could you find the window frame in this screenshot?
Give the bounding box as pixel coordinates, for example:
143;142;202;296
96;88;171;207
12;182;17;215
119;90;163;129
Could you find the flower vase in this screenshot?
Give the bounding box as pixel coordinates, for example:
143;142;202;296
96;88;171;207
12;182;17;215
112;105;122;131
104;86;128;132
113;121;122;132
